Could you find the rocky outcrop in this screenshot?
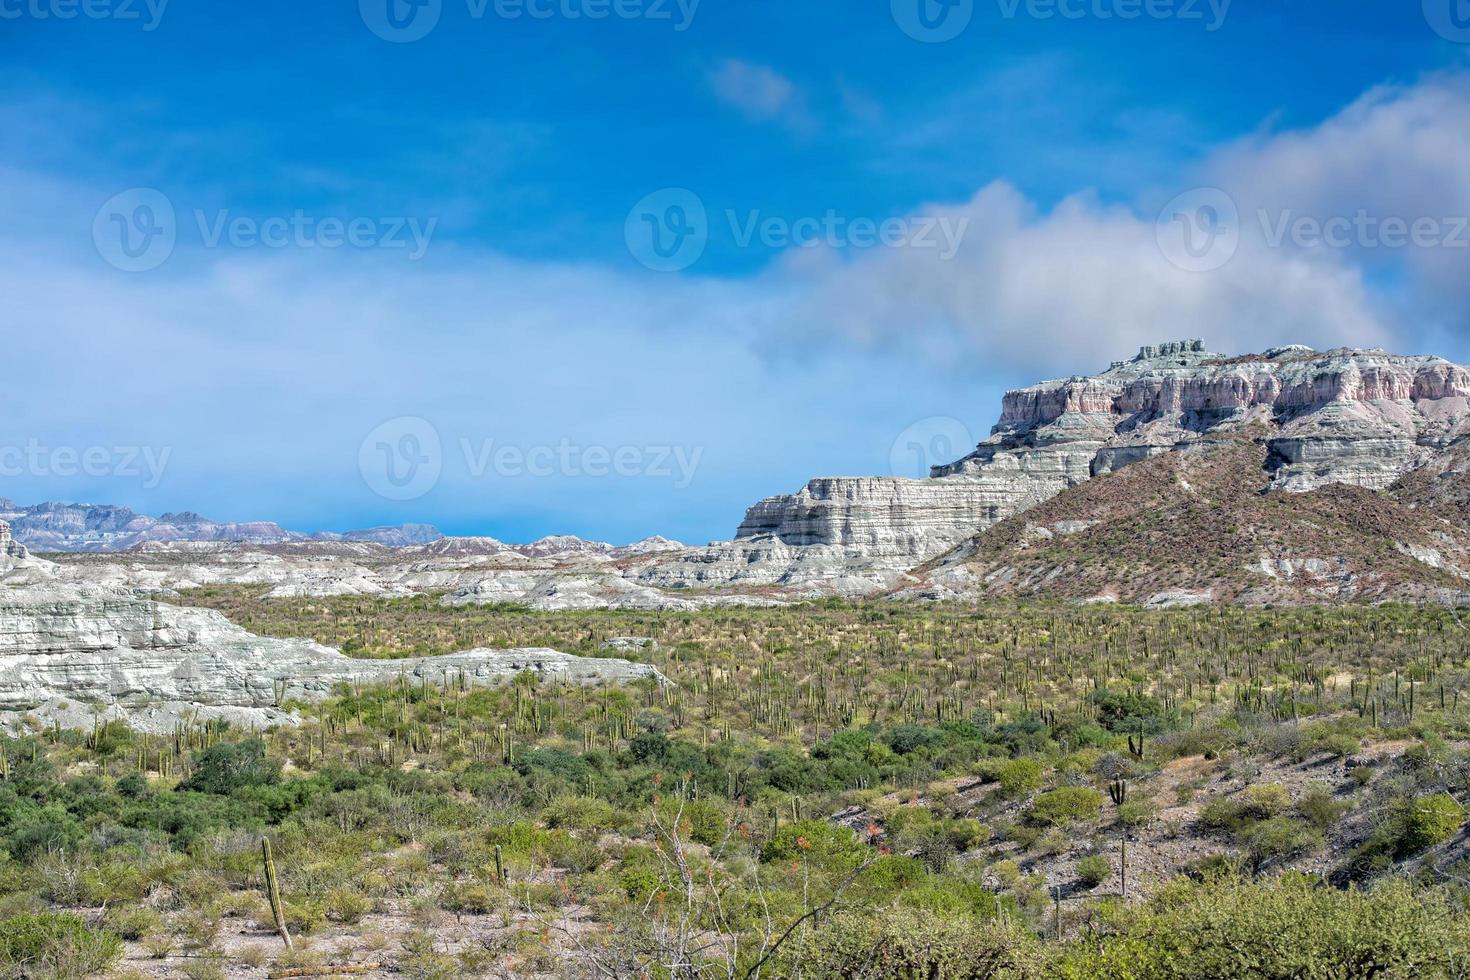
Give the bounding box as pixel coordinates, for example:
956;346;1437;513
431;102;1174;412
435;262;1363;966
953;341;1470;492
0;586;665;732
647;342;1470;592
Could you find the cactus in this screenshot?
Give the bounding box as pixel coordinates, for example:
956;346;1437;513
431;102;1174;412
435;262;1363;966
1127;732;1145;761
261;838;293;950
1109;778;1129;901
1108;777;1128;809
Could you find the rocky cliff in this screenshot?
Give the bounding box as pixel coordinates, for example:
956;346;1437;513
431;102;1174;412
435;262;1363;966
641;342;1470;593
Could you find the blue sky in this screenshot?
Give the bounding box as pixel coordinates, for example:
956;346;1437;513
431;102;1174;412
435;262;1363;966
3;1;1470;543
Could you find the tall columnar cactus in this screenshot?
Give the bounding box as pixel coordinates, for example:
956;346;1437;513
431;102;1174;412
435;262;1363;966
1109;777;1129;900
261;838;293;950
1128;731;1145;761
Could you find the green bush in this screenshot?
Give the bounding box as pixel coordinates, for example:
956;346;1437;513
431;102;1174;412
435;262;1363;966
793;907;1037;979
543;796;623;833
324;888;374;924
0;911;122;979
1058;876;1470;979
1200;785;1291;834
1398;793;1464;856
1296;786;1349;831
1240;784;1291;820
1028;787;1103;827
761;821;866;871
1076;854;1111;889
180;739;280;795
1239;817;1322;868
996;759;1044;797
103;905;160;941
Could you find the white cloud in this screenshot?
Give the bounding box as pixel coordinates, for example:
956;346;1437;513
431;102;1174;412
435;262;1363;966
764;182;1387;380
706;59;810;130
760;71;1470;376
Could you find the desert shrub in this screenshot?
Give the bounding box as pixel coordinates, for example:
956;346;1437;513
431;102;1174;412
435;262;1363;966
1028;787;1103;827
996;759;1044;797
761;821;866;871
1352;792;1466;873
948;818;989;852
0;911;122;979
793;907;1038;979
1396;793;1465;856
1296;786;1349;830
324;888;374;924
181;739;280;795
1076;854;1111;889
1059;876;1470;978
1240;783;1291;819
439;883;496;917
1239;818;1322;868
1198;797;1246;832
618;850;663;902
543;795;623;834
535;830;602;874
283;900;324;935
665;798;729;847
104;906;160;942
1199;785;1288;834
1091;689;1176;735
1116;799;1155;829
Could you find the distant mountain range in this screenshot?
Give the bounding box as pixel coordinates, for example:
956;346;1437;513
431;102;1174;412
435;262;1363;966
0;500;681;558
0;500;443;551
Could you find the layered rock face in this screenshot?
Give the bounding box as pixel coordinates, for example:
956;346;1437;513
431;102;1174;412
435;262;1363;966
955;340;1470;492
0;586;664;732
644;342;1470;591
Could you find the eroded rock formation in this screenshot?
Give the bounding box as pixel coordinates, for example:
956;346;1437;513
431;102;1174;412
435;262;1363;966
642;342;1470;591
0;586;664;732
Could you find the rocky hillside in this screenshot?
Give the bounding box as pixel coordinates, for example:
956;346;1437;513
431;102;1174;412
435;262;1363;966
905;436;1470;606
